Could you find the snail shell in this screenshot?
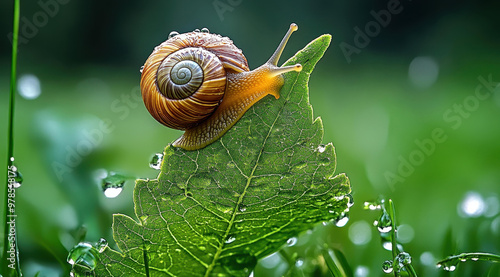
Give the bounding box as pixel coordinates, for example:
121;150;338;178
140;24;302;150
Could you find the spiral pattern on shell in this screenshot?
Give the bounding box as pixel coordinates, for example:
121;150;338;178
140;31;250;130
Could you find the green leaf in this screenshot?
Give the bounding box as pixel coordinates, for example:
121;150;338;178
94;34;351;277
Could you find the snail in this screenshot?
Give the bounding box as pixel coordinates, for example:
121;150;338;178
140;23;302;150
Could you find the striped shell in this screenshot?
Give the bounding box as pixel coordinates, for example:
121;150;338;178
140;31;250;130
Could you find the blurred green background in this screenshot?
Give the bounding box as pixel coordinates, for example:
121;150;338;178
1;0;499;276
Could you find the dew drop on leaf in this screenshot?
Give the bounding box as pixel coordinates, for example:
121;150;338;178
149;153;163;170
67;242;98;274
286;237;297;246
225;236;236;244
317;144;326;153
334;212;350;227
347;193;354;208
97;238;108;253
101;172;128;198
295;258;304;267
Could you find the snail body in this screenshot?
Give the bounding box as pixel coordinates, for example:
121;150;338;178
140;24;302;150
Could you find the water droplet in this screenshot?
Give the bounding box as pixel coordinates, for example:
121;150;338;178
101;172;129;198
286;237;297;246
8;163;23;188
168;31;179;39
139;66;144;74
471;257;479;261
238;205;246;212
193;28;200;32
382;260;393;273
225;236;235;244
149;153;163;170
363;201;381;210
295;258;304;267
334;213;350;227
96;238;108;253
394;252;412;271
374;212;392;233
437;258;459;272
333;195;345;201
317;144;326;153
382;241;393;251
67;242;98;273
347;194;354;207
201;27;210;33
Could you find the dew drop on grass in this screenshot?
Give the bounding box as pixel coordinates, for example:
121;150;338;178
295;258;304;267
364;201;381;210
394;252;412;272
149;153;163;170
374;212;392;233
382;260;393;273
396;252;412;265
437;259;459;272
9;165;23;188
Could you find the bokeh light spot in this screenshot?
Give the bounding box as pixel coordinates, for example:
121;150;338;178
397;224;415;243
419;251;436;266
348;220;372;245
18;74;41;99
458;191;485;218
408;56;439;88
